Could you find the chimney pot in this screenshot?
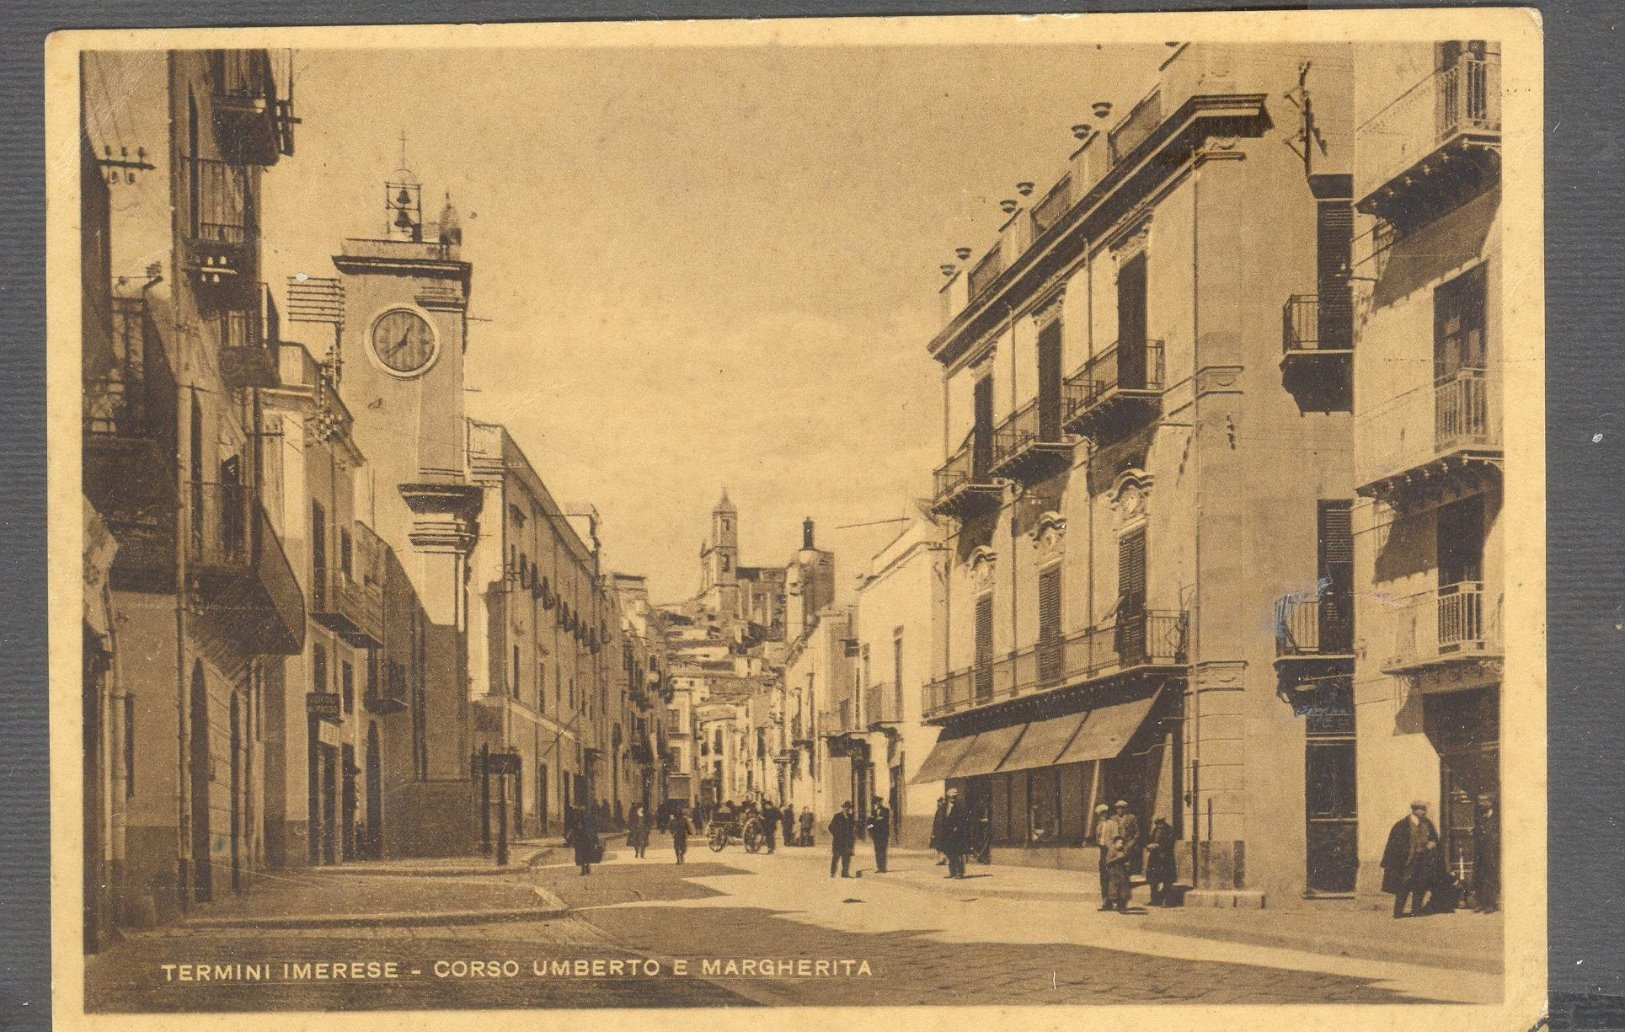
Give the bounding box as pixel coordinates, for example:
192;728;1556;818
1072;123;1092;141
999;199;1019;214
1092;101;1113;120
940;263;957;277
955;247;972;261
1016;181;1035;197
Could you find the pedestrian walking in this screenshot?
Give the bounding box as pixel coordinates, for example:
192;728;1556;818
572;805;600;877
939;788;970;878
866;796;891;873
1104;834;1132;913
1145;816;1176;906
1092;803;1119;911
799;808;815;847
782;804;796;847
762;798;781;853
930;796;947;866
828;802;857;878
1381;800;1442;918
627;804;650;859
671;805;694;865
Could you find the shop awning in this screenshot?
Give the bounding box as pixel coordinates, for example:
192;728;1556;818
996;712;1089;773
1054;691;1162;765
910;733;977;784
1372;186;1497;308
950;724;1027;779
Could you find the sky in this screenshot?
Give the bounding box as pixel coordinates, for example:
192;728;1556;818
96;40;1168;603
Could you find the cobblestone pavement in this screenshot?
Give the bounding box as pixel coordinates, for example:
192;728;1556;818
81;843;1502;1013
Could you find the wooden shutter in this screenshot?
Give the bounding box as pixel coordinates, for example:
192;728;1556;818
973;376;994;477
1038;566;1063;684
1317;501;1354;651
1116;253;1148;388
1037;321;1063;440
1116;529;1147;662
1317;201;1354;350
974;595;994;702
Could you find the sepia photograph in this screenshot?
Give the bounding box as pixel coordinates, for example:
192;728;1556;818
48;10;1545;1029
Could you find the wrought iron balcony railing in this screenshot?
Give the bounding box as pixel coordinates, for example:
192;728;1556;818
923;610;1187;720
217;283;283;388
367;659;409;715
1061;339;1165;439
1357;368;1500;507
186;155;257;288
1275;592;1355;658
989;396;1073;482
1383;581;1501;675
1283;293;1354;354
311;521;386;648
209;49;297;164
930;440;1004;519
1356;55;1501;216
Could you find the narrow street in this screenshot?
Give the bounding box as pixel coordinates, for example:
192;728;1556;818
84;836;1502;1013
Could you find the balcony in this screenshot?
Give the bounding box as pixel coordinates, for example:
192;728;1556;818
989;398;1075;484
366;659;409;715
930;441;1005;520
85;297;180;591
967;245;1005;302
1281;294;1353;410
218;284;284;389
209;50;297;166
1274;592;1355;694
311;522;386;648
1382;582;1502;685
1356;55;1501;225
188;483;305;655
924;610;1187;722
185;156;257;289
864;682;905;729
1357;368;1501;509
1061;339;1165;441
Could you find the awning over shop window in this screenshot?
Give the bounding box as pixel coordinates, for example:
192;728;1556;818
996;712;1089;773
1053;690;1162;766
910;733;977;784
950;723;1027;779
1372;186;1498;309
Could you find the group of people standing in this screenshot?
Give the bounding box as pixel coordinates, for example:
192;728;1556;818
1091;800;1176;912
824;797;892;877
1379;799;1499;918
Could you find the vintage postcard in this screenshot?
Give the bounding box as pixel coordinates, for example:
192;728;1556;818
47;9;1545;1030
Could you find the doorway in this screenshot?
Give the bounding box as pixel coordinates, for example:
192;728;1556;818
341;743;357;862
229;691;241;892
365;723;383;859
1303;687;1358;894
189;661;212;902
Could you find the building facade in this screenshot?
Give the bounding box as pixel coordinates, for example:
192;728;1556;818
1348;41;1503;902
913;43;1365;900
81;48;305;938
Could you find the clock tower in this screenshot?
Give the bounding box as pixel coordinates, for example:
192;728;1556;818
329;168;481;847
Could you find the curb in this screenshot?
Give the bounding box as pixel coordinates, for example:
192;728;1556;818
301;846;555;878
180;904;573;931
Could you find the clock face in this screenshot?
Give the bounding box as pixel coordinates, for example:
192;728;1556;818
370;308;438;376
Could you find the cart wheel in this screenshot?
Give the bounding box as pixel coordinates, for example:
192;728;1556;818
744;826;762;853
708;827;726;852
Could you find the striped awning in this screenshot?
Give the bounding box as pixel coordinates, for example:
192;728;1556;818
950;724;1027;779
996;712;1089;773
1054;690;1162;765
910;733;976;784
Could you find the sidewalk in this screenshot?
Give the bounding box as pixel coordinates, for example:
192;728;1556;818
143;844;569;932
821;847;1504;974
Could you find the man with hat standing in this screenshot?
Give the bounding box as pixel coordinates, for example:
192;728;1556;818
1381;800;1441;918
1091;803;1119;911
828;801;858;878
939;788;971;878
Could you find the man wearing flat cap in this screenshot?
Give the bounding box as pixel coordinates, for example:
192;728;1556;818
939;788;971;879
1113;799;1143;879
1381;799;1442;918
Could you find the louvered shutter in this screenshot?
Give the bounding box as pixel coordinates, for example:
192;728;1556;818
1038;566;1063;684
974;595;994;702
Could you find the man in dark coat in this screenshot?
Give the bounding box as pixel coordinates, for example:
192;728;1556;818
930;796;948;866
939;789;970;878
1144;816;1177;906
1381;800;1441;918
573;805;600;876
799;808;815;847
761;798;781;854
1473;799;1500;913
671;805;694;865
828;802;857;878
782;804;796;847
865;796;892;874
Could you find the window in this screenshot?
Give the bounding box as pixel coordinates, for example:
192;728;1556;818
341;660;354;714
1116;252;1149;388
972;376;994;477
512;645;521;699
313;643;327;696
339;528;353;581
1435;264;1487;381
974;595;994;702
1037;319;1064;440
1116;528;1147;662
123;695;136;799
892;630;905;720
1317;501;1354;651
1038;565;1063;684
